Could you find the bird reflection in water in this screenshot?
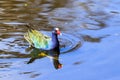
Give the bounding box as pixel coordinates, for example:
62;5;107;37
26;47;62;69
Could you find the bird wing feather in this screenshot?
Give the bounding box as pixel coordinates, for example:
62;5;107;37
24;29;52;49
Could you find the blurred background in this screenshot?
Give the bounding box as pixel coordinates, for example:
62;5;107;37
0;0;120;80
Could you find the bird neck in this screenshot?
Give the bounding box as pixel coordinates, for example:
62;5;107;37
52;32;59;49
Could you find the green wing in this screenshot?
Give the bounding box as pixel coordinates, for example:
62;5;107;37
24;29;52;49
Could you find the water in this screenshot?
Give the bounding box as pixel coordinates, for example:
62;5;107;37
0;0;120;80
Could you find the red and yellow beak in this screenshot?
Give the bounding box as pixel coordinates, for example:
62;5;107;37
56;30;61;35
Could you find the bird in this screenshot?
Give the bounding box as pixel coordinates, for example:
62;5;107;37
24;25;61;50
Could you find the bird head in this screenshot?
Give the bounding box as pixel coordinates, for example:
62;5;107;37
54;28;61;35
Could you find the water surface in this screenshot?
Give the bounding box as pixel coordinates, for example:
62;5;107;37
0;0;120;80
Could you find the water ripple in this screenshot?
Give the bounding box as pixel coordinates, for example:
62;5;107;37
59;33;83;53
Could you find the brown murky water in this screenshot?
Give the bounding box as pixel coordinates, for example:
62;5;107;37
0;0;120;80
